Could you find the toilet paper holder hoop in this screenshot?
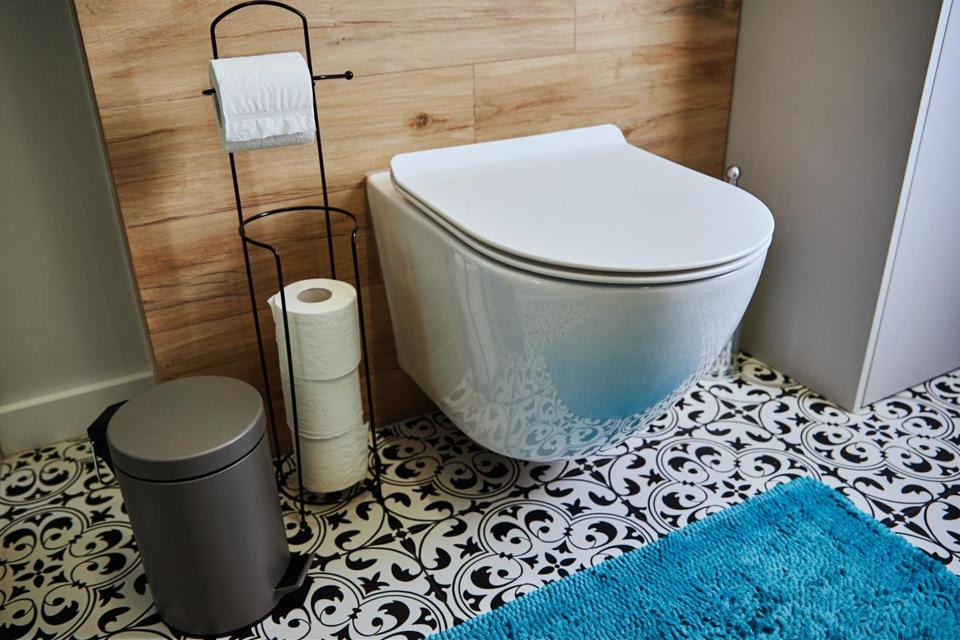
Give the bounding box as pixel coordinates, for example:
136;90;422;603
203;0;383;523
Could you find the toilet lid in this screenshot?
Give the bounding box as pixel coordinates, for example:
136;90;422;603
390;125;774;279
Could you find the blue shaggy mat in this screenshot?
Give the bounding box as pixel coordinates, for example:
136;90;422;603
434;478;960;639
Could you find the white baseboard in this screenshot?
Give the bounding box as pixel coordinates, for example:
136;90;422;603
0;371;155;455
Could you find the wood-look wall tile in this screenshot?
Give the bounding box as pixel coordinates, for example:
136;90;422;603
475;44;736;176
99;98;235;226
126;188;380;342
100;95;343;226
576;0;740;53
314;65;476;192
148;277;398;379
363;368;434;426
311;1;575;76
100;70;473;229
148;309;258;382
76;1;573;109
75;0;337;109
242;187;381;285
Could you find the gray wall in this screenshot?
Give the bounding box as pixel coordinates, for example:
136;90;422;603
0;0;153;452
727;0;942;409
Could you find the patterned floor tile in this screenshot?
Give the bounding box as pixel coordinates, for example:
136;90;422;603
1;355;958;639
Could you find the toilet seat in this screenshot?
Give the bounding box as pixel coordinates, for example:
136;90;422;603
390;125;774;285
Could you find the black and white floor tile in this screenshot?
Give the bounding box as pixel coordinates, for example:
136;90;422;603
2;355;959;639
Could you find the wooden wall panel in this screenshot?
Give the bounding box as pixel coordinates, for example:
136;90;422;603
309;1;576;75
73;0;741;444
313;66;476;192
576;0;740;52
78;1;575;108
475;44;737;176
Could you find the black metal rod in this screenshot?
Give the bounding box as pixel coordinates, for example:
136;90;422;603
301;47;339;281
242;234;308;522
243;204;355;225
228;154;283;487
202;71;352;96
314;71;354;82
210;0;306;59
351;228;384;502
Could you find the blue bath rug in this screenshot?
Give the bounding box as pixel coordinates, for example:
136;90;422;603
433;478;960;639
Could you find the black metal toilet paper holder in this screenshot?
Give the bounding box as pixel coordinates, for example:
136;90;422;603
201;0;384;521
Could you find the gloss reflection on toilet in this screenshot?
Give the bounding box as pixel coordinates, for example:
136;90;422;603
368;125;774;461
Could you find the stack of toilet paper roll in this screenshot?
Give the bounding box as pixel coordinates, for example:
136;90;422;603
269;279;368;493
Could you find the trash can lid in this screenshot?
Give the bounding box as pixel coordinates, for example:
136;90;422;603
107;376;266;482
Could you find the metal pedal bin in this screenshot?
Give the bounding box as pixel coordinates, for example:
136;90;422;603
88;376;308;636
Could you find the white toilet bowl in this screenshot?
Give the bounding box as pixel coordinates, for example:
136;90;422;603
367;125;773;461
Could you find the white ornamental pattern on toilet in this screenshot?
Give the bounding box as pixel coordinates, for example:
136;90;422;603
438;279;739;462
2;355;959;640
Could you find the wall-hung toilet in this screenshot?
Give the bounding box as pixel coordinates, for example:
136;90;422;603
368;125;774;461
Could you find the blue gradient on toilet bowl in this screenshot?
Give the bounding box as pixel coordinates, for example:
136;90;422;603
543;312;699;421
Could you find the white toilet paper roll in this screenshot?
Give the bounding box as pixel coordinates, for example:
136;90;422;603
208;52;315;153
290;424;368;493
280;367;363;439
270;279;362;381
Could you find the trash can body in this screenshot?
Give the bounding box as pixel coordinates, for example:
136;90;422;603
98;376;302;636
116;436;288;634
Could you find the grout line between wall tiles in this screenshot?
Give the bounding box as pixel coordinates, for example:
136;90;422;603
472;64;477;143
573;0;578;52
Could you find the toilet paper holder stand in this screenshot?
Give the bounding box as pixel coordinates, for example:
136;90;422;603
201;0;384;523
